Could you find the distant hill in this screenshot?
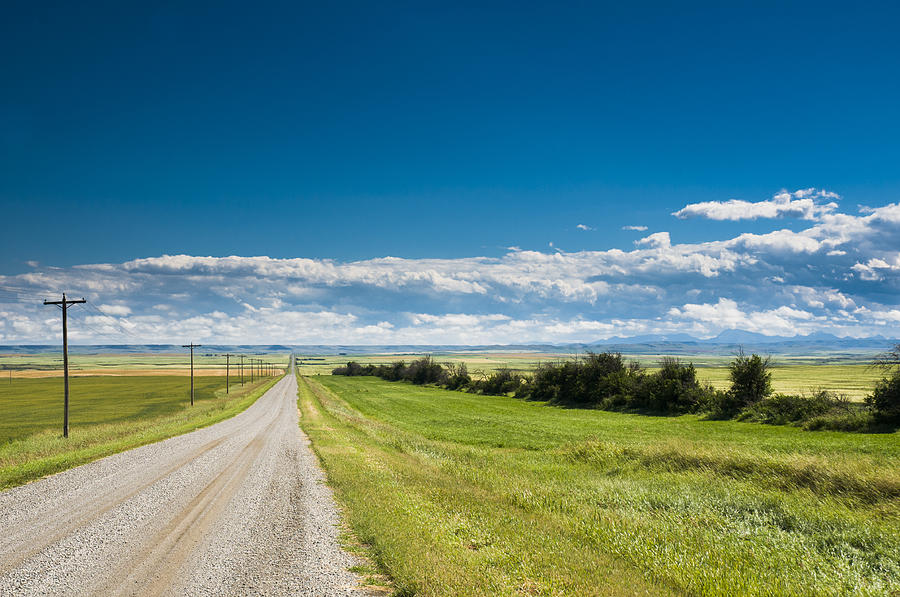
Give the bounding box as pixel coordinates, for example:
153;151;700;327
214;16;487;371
1;331;896;358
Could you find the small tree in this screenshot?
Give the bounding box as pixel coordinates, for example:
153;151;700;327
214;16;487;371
444;362;472;391
727;350;772;409
868;344;900;422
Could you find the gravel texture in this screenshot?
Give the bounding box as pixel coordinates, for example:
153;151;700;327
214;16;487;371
0;372;370;596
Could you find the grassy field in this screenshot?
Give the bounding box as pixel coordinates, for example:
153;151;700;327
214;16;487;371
298;354;883;401
689;363;882;401
298;374;900;596
0;351;290;377
0;374;279;490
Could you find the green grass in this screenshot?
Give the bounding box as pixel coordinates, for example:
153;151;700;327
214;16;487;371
298;374;900;596
0;375;279;490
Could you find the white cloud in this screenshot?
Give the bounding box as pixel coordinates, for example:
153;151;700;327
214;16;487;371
851;256;900;281
97;304;132;316
622;225;648;231
673;188;840;221
635;231;671;249
728;229;821;254
668;298;820;337
576;224;595;231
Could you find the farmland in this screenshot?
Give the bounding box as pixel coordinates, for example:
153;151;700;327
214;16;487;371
298;353;883;401
0;351;288;377
0;373;279;490
298;374;900;596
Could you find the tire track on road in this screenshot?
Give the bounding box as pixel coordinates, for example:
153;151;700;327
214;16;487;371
0;436;227;576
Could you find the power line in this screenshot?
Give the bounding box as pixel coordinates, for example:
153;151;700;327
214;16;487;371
79;302;142;341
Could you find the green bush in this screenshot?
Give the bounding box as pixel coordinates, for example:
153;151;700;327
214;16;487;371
729;352;772;404
632;357;710;413
471;368;525;395
444;362;472;391
867;369;900;422
802;410;874;432
712;352;772;417
737;390;848;425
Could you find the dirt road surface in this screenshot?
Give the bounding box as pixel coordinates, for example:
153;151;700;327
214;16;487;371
0;373;368;596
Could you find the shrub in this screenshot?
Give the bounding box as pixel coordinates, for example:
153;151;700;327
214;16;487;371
527;361;579;404
332;361;366;376
867;370;900;422
632;357;711;413
471;368;526;395
380;360;408;381
403;356;446;385
868;345;900;422
737;390;849;425
444;362;472;391
803;410;874;432
718;351;772;416
575;352;631;404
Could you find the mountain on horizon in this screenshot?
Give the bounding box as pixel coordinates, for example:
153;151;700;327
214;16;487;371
592;329;893;346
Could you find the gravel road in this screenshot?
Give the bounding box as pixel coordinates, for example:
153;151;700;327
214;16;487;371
0;371;370;596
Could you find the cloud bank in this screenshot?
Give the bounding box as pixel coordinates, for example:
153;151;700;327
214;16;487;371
1;189;898;344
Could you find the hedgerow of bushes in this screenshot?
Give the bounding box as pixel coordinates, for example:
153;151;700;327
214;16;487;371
332;347;900;433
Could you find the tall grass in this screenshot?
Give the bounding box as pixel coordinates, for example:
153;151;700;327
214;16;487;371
299;374;900;596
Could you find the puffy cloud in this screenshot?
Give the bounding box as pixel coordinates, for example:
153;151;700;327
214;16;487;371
622;225;648;231
673;188;840;221
728;229;821;254
576;224;595;231
668;299;820;337
635;231;671;249
850;255;900;281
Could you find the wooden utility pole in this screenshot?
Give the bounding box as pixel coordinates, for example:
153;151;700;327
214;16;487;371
225;353;231;394
240;354;244;385
182;343;202;405
43;293;86;438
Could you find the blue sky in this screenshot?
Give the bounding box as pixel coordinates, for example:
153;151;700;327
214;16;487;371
1;2;899;343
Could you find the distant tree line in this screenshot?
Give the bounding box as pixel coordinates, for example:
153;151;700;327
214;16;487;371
332;348;900;432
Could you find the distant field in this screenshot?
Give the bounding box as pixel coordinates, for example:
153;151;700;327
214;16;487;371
0;374;279;489
299;374;900;596
298;352;884;401
693;364;881;401
1;376;221;442
0;352;289;377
